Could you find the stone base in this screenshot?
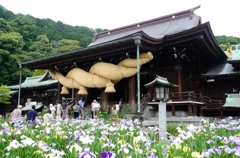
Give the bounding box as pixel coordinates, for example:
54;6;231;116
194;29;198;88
142;116;207;126
125;113;143;120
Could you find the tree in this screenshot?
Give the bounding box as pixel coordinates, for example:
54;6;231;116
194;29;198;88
0;32;25;85
10;14;39;49
216;36;240;51
32;69;46;76
53;39;80;54
28;34;52;58
0;18;11;32
0;85;11;104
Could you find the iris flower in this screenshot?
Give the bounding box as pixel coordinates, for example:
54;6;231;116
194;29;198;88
78;148;96;158
100;150;116;158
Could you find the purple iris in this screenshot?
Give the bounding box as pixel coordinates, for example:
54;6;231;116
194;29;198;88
148;152;158;158
1;128;10;134
100;150;113;158
78;148;95;158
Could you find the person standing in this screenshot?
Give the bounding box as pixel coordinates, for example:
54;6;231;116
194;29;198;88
92;100;100;118
80;100;85;119
61;101;67;119
119;99;123;113
78;98;83;118
56;103;62;119
43;110;53;124
49;103;56;118
10;105;22;126
66;103;72;118
91;100;95;119
72;102;79;119
25;105;38;124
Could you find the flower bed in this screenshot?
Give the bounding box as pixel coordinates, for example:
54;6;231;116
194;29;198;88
1;116;240;157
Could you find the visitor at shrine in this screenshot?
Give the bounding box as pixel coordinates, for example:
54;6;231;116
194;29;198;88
80;100;85;119
91;100;100;118
43;110;53;124
119;98;123;113
72;102;79;119
25;105;38;125
10;105;22;126
66;103;72;118
61;100;67;119
49;103;56;118
78;98;83;118
56;103;62;119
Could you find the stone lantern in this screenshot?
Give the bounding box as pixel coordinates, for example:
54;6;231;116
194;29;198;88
144;75;177;140
144;75;177;101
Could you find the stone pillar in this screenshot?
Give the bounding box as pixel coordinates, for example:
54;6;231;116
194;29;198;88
159;101;167;140
128;76;136;111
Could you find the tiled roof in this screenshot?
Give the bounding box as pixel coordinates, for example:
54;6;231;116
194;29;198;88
8;72;58;89
89;6;201;46
144;75;177;88
202;62;240;78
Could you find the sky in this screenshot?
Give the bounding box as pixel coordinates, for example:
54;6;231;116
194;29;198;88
0;0;239;37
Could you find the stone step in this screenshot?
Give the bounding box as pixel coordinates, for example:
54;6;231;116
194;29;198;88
142;116;207;126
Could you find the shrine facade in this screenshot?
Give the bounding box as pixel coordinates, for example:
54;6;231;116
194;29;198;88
20;6;239;114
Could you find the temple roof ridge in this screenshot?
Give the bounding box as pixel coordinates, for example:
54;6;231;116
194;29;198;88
89;5;201;46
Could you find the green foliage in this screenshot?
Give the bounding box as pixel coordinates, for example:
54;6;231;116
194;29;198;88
32;69;46;76
0;18;11;32
167;123;186;136
0;5;101;85
95;28;108;33
216;35;240;51
0;31;25;85
98;110;109;120
0;31;24;52
53;39;80;53
0;85;11;104
28;35;52;59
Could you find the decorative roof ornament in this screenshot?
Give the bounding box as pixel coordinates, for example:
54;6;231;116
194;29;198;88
144;75;177;88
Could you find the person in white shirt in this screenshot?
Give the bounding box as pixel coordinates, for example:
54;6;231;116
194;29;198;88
49;103;56;118
43;110;54;124
91;100;100;118
10;105;22;126
56;103;62;119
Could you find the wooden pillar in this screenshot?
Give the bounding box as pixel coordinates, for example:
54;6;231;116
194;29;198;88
171;104;176;116
220;109;223;119
177;66;182;93
188;104;192;116
57;82;62;104
193;104;197;116
101;89;108;111
200;108;203;116
75;90;79;104
128;76;136;111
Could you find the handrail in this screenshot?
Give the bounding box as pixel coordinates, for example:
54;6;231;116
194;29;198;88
169;91;225;108
140;93;152;112
140;91;225;112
